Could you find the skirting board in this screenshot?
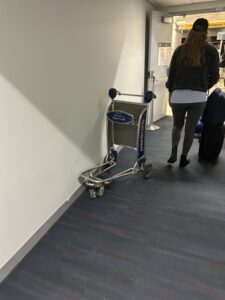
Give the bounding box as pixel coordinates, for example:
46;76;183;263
0;185;85;284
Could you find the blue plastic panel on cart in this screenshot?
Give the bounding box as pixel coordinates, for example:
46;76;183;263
107;111;134;124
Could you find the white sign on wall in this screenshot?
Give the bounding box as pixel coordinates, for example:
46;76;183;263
158;42;172;66
217;32;225;40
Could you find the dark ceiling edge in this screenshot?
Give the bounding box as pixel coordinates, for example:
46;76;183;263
146;0;160;9
147;0;225;16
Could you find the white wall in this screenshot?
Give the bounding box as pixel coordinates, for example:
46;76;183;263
0;0;152;269
171;22;182;51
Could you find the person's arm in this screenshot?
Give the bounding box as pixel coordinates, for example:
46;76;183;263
208;47;220;89
168;91;172;107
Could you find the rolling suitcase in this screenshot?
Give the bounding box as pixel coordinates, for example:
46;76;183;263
199;124;225;162
198;88;225;162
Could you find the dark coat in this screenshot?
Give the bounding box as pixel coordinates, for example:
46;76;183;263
166;43;219;93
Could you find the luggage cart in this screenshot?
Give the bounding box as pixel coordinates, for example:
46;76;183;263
79;88;155;199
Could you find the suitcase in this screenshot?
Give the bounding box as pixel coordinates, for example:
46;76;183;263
198;88;225;162
201;88;225;126
199;124;225;162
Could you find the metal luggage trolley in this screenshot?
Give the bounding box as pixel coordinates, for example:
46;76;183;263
79;88;156;199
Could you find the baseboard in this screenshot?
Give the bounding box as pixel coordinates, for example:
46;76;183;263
0;148;125;284
0;185;85;284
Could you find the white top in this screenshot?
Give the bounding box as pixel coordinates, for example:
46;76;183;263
171;89;208;104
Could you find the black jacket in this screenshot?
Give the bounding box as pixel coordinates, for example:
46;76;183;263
166;43;219;93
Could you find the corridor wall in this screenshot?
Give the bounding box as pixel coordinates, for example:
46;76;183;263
0;0;152;276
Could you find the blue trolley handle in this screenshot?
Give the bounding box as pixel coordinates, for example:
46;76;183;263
108;88;156;103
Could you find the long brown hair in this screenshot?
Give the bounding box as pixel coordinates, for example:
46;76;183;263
180;27;207;67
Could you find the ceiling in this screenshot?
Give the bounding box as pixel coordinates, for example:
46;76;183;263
148;0;225;15
174;10;225;23
151;0;218;6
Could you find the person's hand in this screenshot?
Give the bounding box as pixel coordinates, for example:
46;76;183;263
168;92;172;107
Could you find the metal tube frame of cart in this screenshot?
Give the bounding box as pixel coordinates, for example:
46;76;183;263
79;88;156;199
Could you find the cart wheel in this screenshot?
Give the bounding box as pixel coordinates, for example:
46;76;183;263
104;151;117;163
96;185;105;197
78;176;85;184
103;155;109;163
143;164;152;179
89;188;97;199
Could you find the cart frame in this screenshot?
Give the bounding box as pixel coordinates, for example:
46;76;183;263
79;88;154;198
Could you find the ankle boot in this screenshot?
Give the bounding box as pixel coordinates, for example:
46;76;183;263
179;155;190;167
167;146;177;163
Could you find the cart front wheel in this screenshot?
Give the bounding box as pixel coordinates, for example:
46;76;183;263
79;176;85;184
143;164;152;179
104;151;117;163
96;185;105;197
89;188;97;199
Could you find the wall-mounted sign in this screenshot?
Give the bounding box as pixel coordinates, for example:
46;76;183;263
158;43;172;67
217;32;225;40
162;16;173;24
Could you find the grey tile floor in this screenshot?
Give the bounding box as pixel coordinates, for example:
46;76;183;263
0;117;225;300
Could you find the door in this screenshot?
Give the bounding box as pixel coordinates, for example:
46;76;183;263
148;10;173;121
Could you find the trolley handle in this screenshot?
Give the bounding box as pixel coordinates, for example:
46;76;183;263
108;88;156;103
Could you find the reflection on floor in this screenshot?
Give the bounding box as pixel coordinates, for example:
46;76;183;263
0;117;225;300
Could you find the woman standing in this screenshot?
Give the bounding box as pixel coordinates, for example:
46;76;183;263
166;18;219;167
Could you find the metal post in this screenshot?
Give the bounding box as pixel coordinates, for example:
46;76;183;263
146;71;160;130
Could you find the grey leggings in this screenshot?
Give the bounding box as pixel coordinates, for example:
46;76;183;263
171;102;206;156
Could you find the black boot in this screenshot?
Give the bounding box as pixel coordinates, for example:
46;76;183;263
167;146;177;164
179;155;190;168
